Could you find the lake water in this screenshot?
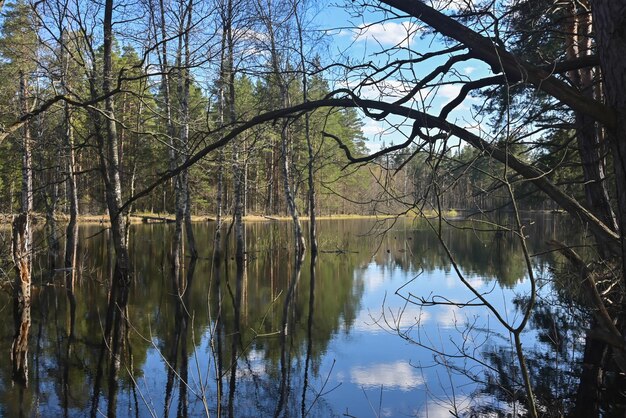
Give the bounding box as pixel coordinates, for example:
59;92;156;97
0;216;579;417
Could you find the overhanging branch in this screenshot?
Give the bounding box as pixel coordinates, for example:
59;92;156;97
377;0;615;128
121;94;619;248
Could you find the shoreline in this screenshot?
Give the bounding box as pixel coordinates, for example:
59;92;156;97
0;209;564;226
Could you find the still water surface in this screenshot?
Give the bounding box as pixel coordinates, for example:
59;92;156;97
0;217;569;417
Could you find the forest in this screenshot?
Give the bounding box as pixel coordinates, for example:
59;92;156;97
2;0;626;417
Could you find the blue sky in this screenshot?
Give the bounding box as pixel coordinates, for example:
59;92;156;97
311;1;493;152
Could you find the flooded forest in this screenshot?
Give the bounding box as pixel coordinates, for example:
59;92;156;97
2;0;626;417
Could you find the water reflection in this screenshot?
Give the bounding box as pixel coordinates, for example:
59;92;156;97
0;216;576;417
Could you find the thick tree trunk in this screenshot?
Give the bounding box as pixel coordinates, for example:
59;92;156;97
565;4;617;245
13;63;33;388
592;1;626;285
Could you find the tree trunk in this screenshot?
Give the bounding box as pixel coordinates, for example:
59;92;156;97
565;3;617;245
19;70;33;214
263;1;306;259
592;1;626;286
295;2;317;256
11;213;31;386
100;0;130;283
179;0;197;258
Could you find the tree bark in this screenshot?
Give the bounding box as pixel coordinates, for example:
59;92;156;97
100;0;130;283
19;70;33;214
294;1;317;256
262;0;306;259
179;0;197;258
11;213;31;386
565;3;617;245
592;1;626;285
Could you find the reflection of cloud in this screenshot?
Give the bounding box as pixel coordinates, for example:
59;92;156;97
354;306;431;333
436;305;481;328
437;305;461;328
360;264;386;291
350;361;424;390
443;273;484;290
467;277;484;289
354;21;421;46
421;396;472;417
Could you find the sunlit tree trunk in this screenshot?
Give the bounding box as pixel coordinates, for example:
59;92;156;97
294;0;317;256
99;0;130;283
178;0;197;257
11;213;31;386
19;70;33;215
565;2;617;246
261;0;305;259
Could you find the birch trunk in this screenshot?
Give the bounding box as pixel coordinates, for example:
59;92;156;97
263;0;306;260
100;0;130;283
295;1;317;256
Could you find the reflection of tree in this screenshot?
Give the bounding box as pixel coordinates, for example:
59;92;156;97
228;240;244;418
11;214;31;388
472;294;586;417
10;214;31;418
373;216;564;287
90;275;130;417
274;256;303;417
0;218;577;415
301;253;316;417
164;254;197;418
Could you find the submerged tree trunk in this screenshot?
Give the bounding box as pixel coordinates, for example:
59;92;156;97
12;213;31;386
220;0;245;265
12;63;34;388
62;27;79;335
87;0;131;284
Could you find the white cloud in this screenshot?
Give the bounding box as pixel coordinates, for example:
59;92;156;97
463;66;476;75
437;84;462;100
362;119;386;137
354;21;422;46
350;361;425;390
